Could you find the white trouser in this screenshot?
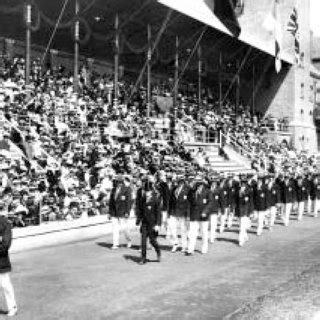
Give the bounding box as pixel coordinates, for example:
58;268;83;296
112;217;131;246
304;198;311;214
188;221;209;254
284;202;293;226
313;199;319;217
257;210;265;235
269;206;277;227
239;216;250;245
298;201;304;220
0;273;16;311
219;207;229;233
227;207;234;228
210;214;218;242
169;216;188;250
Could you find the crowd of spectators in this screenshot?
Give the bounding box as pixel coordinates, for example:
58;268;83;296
0;55;317;228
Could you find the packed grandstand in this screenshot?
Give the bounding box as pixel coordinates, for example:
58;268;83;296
0;53;317;227
0;0;319;229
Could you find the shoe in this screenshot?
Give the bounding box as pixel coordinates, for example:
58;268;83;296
239;241;244;247
209;238;215;244
139;258;147;265
7;306;17;317
201;249;208;254
171;245;178;253
185;252;193;256
256;231;262;236
157;252;161;262
111;245;119;250
127;242;132;248
181;248;187;253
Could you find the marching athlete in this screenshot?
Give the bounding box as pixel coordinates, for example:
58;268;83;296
136;175;161;264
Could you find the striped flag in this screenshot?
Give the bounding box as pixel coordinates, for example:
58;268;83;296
286;7;300;64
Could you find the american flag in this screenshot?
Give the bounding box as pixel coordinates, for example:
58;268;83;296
286;7;300;64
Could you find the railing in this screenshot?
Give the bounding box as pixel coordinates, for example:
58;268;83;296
220;131;254;159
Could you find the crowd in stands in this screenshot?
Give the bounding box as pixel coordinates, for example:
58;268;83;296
0;55;318;228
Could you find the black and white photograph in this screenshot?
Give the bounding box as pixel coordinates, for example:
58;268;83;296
0;0;320;319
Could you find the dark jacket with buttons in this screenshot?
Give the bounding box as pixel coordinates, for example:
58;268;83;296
109;183;132;218
253;184;268;211
0;215;12;273
169;183;190;218
208;186;222;214
189;183;211;221
237;185;251;217
136;188;161;227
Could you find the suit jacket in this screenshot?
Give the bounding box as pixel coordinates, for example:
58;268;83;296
253;184;268;211
157;181;170;211
208;186;222;214
219;183;230;209
136;188;161;227
237;185;251;217
310;181;320;200
0;215;12;273
169;183;190;218
109;184;132;218
266;185;277;208
283;179;296;203
189;184;211;221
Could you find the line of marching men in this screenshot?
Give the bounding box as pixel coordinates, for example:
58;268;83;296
108;171;320;264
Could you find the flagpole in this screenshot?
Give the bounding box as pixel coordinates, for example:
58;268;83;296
173;36;179;123
252;64;255;116
236;59;240;115
198;45;202;120
25;1;32;86
114;14;119;108
147;24;151;118
219;52;222;113
74;0;79;93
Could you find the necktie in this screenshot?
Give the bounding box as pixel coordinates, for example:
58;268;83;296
115;186;121;199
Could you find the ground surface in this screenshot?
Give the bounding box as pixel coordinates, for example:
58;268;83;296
4;213;320;320
228;264;320;320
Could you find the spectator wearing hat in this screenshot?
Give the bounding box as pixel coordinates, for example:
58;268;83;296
0;202;18;317
109;175;132;249
168;176;190;253
187;178;211;255
135;175;161;264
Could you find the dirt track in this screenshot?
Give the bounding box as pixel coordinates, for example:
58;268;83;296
5;213;320;320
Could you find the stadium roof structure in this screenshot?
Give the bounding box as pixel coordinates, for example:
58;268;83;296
0;0;294;94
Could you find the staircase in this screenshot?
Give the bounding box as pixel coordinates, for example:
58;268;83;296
184;142;253;174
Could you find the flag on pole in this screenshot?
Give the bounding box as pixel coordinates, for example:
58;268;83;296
274;0;282;73
263;0;282;73
286;7;300;64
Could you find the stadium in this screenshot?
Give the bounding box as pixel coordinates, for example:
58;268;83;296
0;0;320;319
